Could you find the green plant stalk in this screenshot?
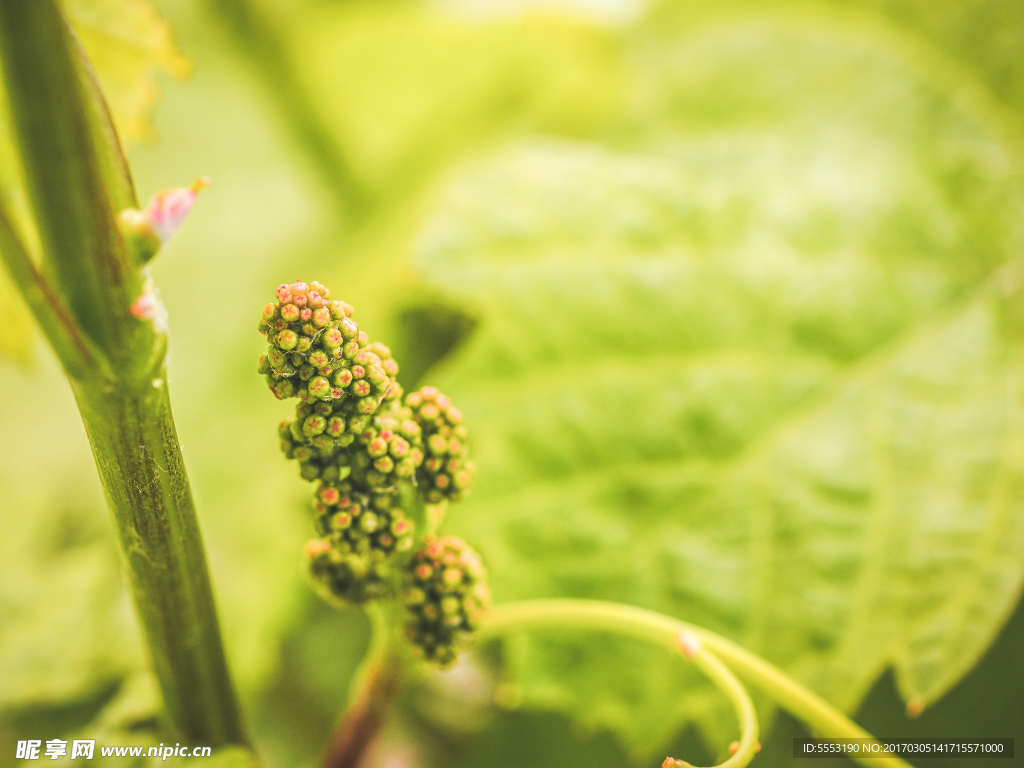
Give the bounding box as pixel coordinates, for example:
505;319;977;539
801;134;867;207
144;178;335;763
73;375;247;744
0;0;248;745
482;600;913;768
321;604;404;768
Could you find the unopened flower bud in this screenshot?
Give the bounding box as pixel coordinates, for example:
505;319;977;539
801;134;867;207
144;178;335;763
117;208;162;265
303;414;327;437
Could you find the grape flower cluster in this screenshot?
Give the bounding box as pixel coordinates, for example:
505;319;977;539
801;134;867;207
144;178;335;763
401;535;490;666
258;280;487;666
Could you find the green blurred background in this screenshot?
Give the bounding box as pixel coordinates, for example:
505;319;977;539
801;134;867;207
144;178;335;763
1;0;1023;766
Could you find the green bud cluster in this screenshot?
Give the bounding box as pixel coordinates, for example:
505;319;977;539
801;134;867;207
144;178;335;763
401;535;490;667
305;485;415;603
406;386;475;503
278;399;427;486
260;281;488;665
279;400;372;483
342;404;425;490
257;280;365;402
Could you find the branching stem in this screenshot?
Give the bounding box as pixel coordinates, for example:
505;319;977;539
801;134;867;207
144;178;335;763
322;606;403;768
0;202;100;378
481;600;914;768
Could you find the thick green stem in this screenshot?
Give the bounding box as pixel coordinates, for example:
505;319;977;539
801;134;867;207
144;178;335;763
73;375;247;744
0;0;249;745
482;600;913;768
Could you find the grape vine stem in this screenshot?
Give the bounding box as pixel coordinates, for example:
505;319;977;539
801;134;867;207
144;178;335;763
481;600;913;768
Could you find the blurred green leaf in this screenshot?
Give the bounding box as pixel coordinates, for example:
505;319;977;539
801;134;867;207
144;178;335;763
0;396;142;712
39;672;261;768
838;0;1024;119
287;3;622;202
410;9;1024;758
63;0;189;143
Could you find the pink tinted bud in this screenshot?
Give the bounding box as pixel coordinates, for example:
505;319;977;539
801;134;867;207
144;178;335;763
145;177;209;244
425;539;444;558
322;328;343;349
129;280;167;332
312;307;331;327
277;330;298;350
309;377;331;400
340;317;359;340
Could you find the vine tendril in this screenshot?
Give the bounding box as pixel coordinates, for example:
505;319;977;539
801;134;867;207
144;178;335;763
480;600;914;768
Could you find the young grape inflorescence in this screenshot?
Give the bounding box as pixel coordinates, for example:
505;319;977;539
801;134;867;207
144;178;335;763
258;280;487;666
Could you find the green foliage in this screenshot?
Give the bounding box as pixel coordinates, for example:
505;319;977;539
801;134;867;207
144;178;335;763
411;6;1024;756
0;465;141;711
840;0;1024;115
284;1;622;201
62;0;189;143
4;0;1024;764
